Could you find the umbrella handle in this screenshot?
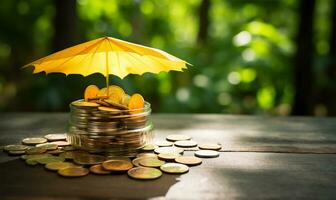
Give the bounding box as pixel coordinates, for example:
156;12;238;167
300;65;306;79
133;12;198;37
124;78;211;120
106;51;109;96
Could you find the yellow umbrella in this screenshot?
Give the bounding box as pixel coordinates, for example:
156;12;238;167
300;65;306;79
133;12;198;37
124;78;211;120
24;36;190;93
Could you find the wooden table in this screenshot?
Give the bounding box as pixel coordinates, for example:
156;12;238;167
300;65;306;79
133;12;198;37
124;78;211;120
1;113;336;199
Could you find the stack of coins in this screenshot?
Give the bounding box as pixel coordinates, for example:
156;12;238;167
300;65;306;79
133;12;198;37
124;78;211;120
67;85;154;156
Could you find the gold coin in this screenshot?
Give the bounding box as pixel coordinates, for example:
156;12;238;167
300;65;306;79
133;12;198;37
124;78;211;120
26;159;38;165
136;153;158;158
160;163;189;174
4;144;28;151
21;153;52;160
121;94;131;106
22;137;47;145
36;143;58;150
37;156;65;164
89;164;111;175
166;134;191;142
45;162;74;171
102;160;133;172
128;167;162;180
158;153;181;161
174;140;198;148
175;156;202;166
106;156;131;162
198;143;222;151
73;154;106;165
50;141;70;147
155;141;173;147
98;85;125;103
103;99;129;110
60;150;88;160
132;157;145;167
194;150;219;158
84;85;100;101
58;167;89;177
141;144;158;151
8;150;26;155
128;93;145;110
26;147;47;155
63;146;76;151
71;101;99;107
154;147;184;155
47;149;64;155
44;133;67;141
98;106;121;113
139;157;165;168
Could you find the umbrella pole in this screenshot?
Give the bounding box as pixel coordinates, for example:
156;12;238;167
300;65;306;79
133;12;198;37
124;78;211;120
106;51;109;96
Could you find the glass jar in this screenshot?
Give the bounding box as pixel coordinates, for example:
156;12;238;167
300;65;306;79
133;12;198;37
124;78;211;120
67;100;154;156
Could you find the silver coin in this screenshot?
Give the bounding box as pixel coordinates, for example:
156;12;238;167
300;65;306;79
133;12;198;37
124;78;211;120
194;150;219;158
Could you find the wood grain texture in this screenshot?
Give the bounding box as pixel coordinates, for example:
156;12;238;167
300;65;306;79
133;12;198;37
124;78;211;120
0;113;336;199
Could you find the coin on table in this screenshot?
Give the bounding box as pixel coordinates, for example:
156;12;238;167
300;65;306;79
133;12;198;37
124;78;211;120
37;156;65;164
71;101;99;107
47;149;64;155
84;85;100;102
63;146;76;151
89;164;111;175
198;143;222;151
128;166;162;180
106;156;131;162
26;147;47;155
58;167;89;177
139;157;165;168
175;156;202;166
158;153;181;161
102;160;133;172
141;144;158;151
26;159;38;165
174;140;198;148
73;154;106;165
4;144;28;152
132;157;145;167
155;141;173;147
166;134;191;142
22;137;47;145
194;150;219;158
50;141;70;147
44;133;67;141
45;162;74;171
128;93;145;110
154;147;184;155
8;150;26;155
22;153;52;160
136;153;158;158
60;150;88;160
36;143;58;150
160;163;189;174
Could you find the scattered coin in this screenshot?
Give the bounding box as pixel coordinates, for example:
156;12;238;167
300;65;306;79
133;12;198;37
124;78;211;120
89;164;111;175
158;153;181;161
128;167;162;180
132;157;145;167
194;150;219;158
175;156;202;166
26;147;47;155
106;156;131;162
154;147;184;155
139;157;165;168
136;153;158;158
21;153;52;160
198;143;222;151
58;167;89;177
47;149;64;155
22;137;47;145
8;150;26;155
160;163;189;174
50;141;70;147
142;144;158;151
37;156;65;164
102;160;133;172
45;162;74;171
36;143;58;150
26;159;38;165
174;140;198;148
166;134;191;142
63;146;76;151
60;150;88;160
4;144;28;152
155;141;173;147
73;154;106;165
44;133;67;141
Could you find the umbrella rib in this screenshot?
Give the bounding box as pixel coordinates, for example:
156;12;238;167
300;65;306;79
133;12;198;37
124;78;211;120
84;39;104;76
46;38;104;73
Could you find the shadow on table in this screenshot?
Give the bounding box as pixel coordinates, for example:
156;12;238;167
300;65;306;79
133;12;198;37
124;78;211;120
0;157;179;200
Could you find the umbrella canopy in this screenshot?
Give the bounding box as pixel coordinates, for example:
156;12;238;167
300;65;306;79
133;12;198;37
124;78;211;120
24;37;190;79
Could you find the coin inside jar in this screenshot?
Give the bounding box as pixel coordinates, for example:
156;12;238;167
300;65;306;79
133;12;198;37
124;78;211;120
174;140;198;148
22;137;47;145
58;167;89;177
139;157;165;168
166;134;191;142
198;143;222;151
89;164;111;175
127;166;162;180
160;163;189;174
102;160;133;172
194;150;219;158
175;156;202;166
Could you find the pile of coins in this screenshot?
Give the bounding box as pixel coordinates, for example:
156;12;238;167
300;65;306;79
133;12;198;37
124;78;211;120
3;133;221;179
68;85;153;156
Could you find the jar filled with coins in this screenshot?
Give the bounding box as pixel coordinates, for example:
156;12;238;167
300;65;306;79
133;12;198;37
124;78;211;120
67;85;154;156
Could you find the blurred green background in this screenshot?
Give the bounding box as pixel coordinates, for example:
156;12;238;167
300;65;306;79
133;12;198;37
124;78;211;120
0;0;335;116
